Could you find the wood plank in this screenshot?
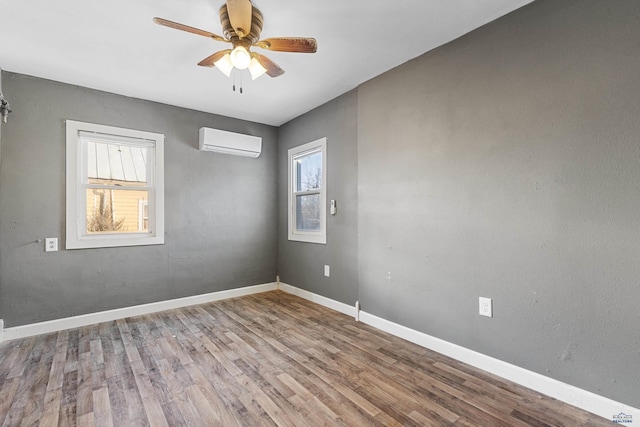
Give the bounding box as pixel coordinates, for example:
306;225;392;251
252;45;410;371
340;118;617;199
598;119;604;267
92;387;114;427
5;333;58;426
0;378;20;426
77;411;95;427
59;369;78;426
117;319;170;427
76;344;94;418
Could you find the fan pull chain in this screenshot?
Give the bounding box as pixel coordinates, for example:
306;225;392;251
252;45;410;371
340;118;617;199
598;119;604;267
230;70;245;94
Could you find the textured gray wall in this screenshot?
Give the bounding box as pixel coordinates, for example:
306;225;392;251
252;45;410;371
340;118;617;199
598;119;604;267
357;0;640;407
0;68;3;163
0;68;4;170
0;72;278;327
0;70;3;322
277;90;359;305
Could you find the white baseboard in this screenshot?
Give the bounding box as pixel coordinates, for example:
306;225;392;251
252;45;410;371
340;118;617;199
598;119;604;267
279;283;639;425
1;282;278;342
278;282;356;318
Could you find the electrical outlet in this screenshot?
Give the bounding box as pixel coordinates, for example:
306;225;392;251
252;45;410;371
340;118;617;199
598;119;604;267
479;297;493;317
324;265;330;277
45;238;59;252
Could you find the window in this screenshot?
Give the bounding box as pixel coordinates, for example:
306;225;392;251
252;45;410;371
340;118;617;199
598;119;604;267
66;120;164;249
288;137;327;244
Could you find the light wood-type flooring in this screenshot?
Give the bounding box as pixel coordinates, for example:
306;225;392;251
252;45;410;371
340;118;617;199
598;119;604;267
0;290;612;426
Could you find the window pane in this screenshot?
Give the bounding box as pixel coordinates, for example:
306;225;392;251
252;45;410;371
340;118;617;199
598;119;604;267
294;150;322;192
296;194;321;231
86;140;148;187
139;201;149;232
86;189;149;234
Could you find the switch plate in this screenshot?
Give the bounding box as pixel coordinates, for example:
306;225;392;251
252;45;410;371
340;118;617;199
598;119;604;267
479;297;493;317
45;238;58;252
330;200;337;215
324;265;330;277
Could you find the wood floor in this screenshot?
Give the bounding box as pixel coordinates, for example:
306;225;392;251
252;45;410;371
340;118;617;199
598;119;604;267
0;290;612;426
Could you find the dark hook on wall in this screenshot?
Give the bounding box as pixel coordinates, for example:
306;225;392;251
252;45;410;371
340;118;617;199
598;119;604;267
0;93;12;124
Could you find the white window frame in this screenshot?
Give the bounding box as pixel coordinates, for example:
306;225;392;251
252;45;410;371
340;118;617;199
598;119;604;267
65;120;165;249
288;137;327;244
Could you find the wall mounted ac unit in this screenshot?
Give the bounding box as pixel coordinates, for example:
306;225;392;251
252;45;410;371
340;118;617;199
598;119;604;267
199;127;262;158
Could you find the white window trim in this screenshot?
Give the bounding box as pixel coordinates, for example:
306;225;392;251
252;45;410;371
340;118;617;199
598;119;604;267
287;137;327;244
65;120;165;249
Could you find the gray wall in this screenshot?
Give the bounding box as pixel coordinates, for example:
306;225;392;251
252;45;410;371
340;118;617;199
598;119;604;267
0;70;3;322
0;72;278;327
278;0;640;409
357;0;640;408
0;68;3;163
277;90;359;305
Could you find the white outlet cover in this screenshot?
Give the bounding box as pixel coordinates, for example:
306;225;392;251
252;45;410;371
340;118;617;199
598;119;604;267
324;265;330;277
479;297;493;317
45;237;59;252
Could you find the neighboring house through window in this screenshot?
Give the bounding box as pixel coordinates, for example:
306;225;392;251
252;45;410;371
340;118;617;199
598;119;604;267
288;137;327;244
138;200;149;231
66;120;164;249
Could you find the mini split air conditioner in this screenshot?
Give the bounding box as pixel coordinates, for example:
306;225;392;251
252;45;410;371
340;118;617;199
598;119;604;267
199;127;262;158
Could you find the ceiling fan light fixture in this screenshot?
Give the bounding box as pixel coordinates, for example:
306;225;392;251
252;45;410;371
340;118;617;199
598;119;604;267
154;2;318;82
214;53;234;77
230;46;251;70
249;58;267;80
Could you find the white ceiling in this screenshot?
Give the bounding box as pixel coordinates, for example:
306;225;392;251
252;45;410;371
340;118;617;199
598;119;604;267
0;0;532;126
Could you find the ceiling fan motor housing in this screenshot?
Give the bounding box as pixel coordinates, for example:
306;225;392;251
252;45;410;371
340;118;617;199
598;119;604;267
219;4;263;44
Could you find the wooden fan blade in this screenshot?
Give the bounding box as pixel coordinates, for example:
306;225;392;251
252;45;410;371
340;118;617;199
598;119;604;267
256;37;317;53
254;53;285;78
226;0;252;39
153;17;227;42
197;50;232;67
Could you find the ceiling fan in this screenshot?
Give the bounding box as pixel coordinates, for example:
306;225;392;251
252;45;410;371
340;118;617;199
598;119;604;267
154;0;317;80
